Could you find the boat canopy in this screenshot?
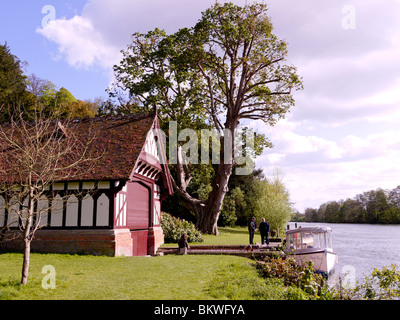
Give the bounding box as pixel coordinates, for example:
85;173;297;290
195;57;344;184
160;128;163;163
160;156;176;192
286;226;331;234
286;226;333;252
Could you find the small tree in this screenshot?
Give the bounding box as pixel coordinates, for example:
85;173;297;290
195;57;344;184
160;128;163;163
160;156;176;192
0;106;100;285
253;170;294;235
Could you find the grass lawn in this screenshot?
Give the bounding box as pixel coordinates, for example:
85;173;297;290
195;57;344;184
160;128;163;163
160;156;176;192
162;226;270;247
200;226;251;245
0;227;286;300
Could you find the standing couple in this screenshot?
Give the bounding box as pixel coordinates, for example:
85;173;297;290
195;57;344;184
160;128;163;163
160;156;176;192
248;217;270;245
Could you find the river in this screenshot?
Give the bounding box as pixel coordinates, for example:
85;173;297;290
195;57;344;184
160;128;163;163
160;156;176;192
287;222;400;284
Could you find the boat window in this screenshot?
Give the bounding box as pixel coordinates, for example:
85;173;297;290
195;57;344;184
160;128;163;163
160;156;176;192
319;233;326;248
302;232;327;249
313;233;321;248
288;232;302;250
287;229;332;251
302;232;313;248
325;231;333;249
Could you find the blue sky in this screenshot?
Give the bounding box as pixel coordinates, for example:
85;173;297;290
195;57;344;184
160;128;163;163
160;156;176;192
1;0;400;212
0;1;106;100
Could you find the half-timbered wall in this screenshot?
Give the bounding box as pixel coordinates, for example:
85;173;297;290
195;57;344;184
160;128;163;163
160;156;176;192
115;184;127;228
0;181;114;229
144;129;161;162
153;184;161;226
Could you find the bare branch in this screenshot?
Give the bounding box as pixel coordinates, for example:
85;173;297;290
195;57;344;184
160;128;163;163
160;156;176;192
0;105;101;284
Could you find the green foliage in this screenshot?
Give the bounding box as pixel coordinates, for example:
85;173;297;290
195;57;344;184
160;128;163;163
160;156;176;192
110;27;209;129
291;211;305;222
160;212;203;243
224;168;264;226
257;256;328;299
219;187;243;227
253;176;294;234
305;186;400;224
0;43;35;122
325;264;400;300
353;264;400;300
219;167;294;232
37;85;98;119
56;87;77;104
193;2;303;126
0;44;99;123
0;43;27;104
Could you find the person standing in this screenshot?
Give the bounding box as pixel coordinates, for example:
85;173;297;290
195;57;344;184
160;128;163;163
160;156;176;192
259;218;270;245
248;217;256;245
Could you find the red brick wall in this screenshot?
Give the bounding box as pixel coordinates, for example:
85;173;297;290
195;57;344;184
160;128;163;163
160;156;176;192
1;227;165;256
0;229;133;257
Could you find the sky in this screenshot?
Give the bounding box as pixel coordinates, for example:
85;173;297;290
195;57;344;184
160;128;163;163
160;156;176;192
1;0;400;212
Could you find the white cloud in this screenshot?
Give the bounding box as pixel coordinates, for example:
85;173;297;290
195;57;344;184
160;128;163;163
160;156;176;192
35;0;239;72
256;117;400;211
36;15;120;70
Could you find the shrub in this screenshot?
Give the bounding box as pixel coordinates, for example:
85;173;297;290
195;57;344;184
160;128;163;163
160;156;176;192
352;264;400;300
257;256;327;299
161;212;203;243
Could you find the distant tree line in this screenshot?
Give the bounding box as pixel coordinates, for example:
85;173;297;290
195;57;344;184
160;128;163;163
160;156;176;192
297;186;400;224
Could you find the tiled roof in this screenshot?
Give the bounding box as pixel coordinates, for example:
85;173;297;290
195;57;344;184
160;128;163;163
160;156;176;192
71;113;156;181
0;113;157;183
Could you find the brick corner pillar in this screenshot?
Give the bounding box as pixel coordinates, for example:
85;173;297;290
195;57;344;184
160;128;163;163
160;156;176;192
147;226;164;256
114;228;134;257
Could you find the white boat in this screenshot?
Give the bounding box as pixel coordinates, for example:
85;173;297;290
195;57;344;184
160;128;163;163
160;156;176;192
285;225;338;277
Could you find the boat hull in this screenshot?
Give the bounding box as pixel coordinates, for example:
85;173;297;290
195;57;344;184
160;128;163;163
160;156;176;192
292;250;338;276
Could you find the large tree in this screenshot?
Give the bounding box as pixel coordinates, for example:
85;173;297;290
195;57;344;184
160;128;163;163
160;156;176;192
0;43;26;104
0;43;36;122
110;2;302;234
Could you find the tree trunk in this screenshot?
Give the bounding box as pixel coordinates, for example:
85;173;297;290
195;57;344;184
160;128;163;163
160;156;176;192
172;122;236;235
197;162;233;235
173;171;228;235
173;136;235;235
21;191;34;285
21;239;31;285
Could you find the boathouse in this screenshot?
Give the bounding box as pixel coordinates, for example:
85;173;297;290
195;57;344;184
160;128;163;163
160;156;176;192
0;112;173;256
